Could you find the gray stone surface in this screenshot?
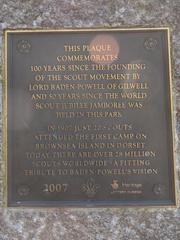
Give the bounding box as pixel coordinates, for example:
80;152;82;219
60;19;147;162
0;0;180;239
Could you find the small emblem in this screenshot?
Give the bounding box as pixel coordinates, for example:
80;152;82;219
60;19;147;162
153;184;166;195
144;38;158;50
81;178;100;198
111;180;119;190
17;185;30;196
17;40;32;53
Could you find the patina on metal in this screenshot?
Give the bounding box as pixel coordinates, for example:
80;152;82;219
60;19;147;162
4;28;176;207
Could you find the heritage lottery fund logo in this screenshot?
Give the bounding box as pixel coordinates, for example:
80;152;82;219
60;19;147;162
111;180;143;195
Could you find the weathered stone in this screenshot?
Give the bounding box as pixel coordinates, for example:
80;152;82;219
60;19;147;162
0;0;179;239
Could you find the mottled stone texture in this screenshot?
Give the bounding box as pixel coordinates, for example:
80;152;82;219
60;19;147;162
0;0;180;239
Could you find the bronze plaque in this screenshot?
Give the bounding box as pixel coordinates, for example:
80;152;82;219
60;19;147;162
4;28;176;207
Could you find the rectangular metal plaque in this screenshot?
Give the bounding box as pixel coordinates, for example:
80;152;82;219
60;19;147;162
4;28;176;207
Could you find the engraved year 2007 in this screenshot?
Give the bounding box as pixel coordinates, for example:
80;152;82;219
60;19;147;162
43;183;68;193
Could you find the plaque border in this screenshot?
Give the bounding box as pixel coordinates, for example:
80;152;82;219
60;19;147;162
3;27;177;208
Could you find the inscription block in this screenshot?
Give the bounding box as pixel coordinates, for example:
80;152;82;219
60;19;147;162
4;28;176;207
